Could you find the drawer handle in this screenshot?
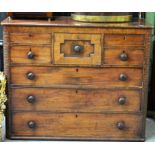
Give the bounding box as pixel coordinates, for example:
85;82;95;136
119;73;128;81
118;97;126;105
116;121;125;130
27;72;35;80
27;51;35;59
27;121;36;129
27;95;36;103
73;45;83;53
119;52;128;61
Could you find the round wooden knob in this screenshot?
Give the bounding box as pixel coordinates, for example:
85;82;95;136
27;51;35;59
27;72;35;80
116;121;125;130
27;95;36;103
119;52;128;61
27;121;36;129
119;74;128;81
73;45;83;53
118;97;126;105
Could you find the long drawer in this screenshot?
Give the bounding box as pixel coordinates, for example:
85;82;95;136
11;88;141;112
11;112;143;140
11;67;142;87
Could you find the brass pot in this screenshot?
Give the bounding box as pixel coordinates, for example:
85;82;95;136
71;12;132;23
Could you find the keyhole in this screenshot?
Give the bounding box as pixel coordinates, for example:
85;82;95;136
75;114;78;118
76;68;79;72
29;33;32;37
76;90;78;94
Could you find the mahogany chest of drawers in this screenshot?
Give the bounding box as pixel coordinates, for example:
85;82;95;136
1;17;152;141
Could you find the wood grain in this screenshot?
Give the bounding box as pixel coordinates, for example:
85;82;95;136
1;17;153;29
104;34;144;46
11;67;143;87
54;33;101;65
10;45;52;64
11;88;141;112
2;17;152;141
10;32;51;44
104;48;144;65
12;112;142;139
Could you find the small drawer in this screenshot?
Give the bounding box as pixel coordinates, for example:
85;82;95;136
104;34;144;46
54;33;101;66
11;112;142;140
11;88;141;112
10;33;51;44
11;67;142;88
10;46;51;64
104;48;144;65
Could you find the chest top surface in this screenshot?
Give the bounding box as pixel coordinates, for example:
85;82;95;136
1;16;153;29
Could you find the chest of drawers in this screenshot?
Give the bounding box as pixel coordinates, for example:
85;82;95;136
1;17;152;141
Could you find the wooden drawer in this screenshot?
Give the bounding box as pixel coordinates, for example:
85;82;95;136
10;33;51;44
11;112;142;140
11;67;142;87
54;33;101;65
10;46;51;64
104;48;144;65
11;88;141;112
104;34;144;46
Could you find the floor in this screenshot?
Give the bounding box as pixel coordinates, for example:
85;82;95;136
1;117;155;142
146;118;155;141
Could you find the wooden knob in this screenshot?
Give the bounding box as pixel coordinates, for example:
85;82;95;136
119;52;128;61
27;121;36;129
27;72;35;80
27;51;35;59
119;73;128;81
73;45;83;53
116;121;125;130
27;95;36;103
118;97;126;105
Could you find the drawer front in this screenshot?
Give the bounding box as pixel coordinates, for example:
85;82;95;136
104;48;144;65
11;67;142;87
54;33;101;65
12;112;142;139
10;46;51;64
10;33;51;44
104;34;144;46
11;88;141;112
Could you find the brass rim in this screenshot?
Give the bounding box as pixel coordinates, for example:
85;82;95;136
71;14;132;22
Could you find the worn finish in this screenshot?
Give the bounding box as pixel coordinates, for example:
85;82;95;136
104;34;145;46
11;88;141;112
1;17;153;28
104;48;144;65
1;17;152;141
54;33;101;65
12;112;142;140
10;45;52;64
11;67;143;87
10;32;51;44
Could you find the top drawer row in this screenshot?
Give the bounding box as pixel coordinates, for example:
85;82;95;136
10;33;145;46
10;33;51;44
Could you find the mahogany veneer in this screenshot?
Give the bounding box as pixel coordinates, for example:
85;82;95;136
1;17;152;141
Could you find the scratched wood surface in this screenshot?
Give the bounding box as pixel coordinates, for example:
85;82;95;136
11;88;141;112
1;17;152;141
